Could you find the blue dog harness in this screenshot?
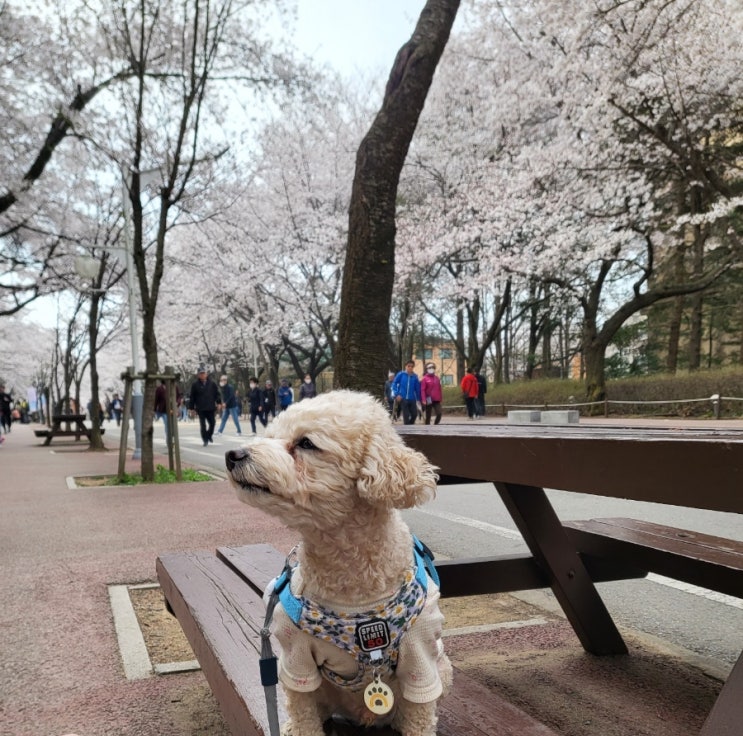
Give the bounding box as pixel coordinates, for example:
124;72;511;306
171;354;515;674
270;536;439;689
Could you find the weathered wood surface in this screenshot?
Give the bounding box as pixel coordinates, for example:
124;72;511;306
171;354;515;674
159;544;561;736
564;517;743;598
397;423;743;513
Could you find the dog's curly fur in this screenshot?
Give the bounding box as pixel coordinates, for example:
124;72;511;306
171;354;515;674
226;390;452;736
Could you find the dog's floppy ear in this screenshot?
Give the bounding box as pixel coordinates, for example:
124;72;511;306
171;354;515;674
357;435;438;509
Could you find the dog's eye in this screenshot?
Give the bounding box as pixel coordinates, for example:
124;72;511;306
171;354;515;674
296;437;318;451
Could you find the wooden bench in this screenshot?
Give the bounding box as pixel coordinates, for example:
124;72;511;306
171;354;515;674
563;517;743;597
35;414;104;445
35;428;105;439
397;424;743;736
157;543;560;736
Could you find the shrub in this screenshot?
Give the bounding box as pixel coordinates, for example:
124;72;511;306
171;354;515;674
441;367;743;418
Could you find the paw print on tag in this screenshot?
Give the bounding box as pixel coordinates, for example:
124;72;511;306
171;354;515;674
364;678;394;715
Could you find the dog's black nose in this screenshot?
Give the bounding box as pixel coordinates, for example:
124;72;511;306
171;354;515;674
226;448;248;472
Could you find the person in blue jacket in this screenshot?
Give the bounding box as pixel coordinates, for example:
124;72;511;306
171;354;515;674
277;378;294;413
392;360;421;425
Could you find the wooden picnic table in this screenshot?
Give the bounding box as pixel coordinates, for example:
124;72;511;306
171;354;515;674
397;422;743;736
157;421;743;735
34;413;102;446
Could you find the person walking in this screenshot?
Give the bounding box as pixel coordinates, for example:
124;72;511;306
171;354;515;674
475;369;487;417
189;366;221;446
392;360;421;425
460;367;479;420
110;393;124;426
216;375;242;436
263;380;277;421
383;370;397;420
420;363;443;425
247;377;267;435
153;380;172;443
298;373;316;401
0;384;13;434
277;379;293;413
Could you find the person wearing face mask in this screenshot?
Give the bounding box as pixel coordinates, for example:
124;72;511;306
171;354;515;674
189;366;221;446
298;373;317;401
420;363;443;425
216;375;242;436
247;377;268;435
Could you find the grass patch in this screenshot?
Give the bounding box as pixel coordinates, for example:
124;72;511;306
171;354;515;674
113;465;214;485
74;465;215;487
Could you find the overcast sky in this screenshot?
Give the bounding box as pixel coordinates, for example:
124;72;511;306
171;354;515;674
293;0;425;77
23;1;432;330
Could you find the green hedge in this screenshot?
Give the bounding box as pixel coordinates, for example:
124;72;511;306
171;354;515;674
441;368;743;418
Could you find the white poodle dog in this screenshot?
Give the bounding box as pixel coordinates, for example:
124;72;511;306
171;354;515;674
226;390;452;736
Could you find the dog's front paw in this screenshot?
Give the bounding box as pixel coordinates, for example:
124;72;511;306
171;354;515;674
281;719;325;736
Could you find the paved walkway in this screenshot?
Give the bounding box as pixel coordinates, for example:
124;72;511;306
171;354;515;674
0;420;734;735
0;423;296;736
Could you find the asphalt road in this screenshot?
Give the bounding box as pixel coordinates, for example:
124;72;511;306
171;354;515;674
118;417;743;673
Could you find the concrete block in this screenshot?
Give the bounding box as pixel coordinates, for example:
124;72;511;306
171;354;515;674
540;410;579;425
508;410;542;424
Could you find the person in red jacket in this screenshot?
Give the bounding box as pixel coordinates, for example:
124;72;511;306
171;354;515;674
420;363;443;425
460;367;479;420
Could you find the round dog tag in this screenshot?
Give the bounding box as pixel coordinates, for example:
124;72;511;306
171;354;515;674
364;675;394;715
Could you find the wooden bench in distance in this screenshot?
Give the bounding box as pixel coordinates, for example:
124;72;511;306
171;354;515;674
35;427;104;443
563;517;743;598
158;543;560;736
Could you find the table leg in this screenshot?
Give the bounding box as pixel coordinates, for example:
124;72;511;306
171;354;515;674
495;481;627;656
699;648;743;735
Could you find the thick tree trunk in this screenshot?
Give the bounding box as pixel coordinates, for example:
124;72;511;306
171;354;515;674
583;340;607;404
542;284;552;375
666;296;683;373
87;297;105;451
140;308;159;481
456;300;465;380
687;224;705;370
525;281;539;379
688;291;704;370
334;0;460;394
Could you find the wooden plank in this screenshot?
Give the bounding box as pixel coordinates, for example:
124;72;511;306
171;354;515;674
218;544;286;596
219;545;646;602
496;483;628;656
564;518;743;598
397;424;743;514
437;554;548;595
700;649;743;736
587;518;743;559
156;550;283;736
436;554;646;595
218;545;553;598
164;546;560;736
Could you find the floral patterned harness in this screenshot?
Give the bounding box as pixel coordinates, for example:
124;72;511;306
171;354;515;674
271;536;439;690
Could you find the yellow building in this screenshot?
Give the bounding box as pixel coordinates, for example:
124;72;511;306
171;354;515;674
411;346;460;386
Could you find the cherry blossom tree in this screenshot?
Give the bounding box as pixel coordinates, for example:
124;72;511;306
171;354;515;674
155;79;373;390
397;0;742;399
334;0;461;394
75;0;299;478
